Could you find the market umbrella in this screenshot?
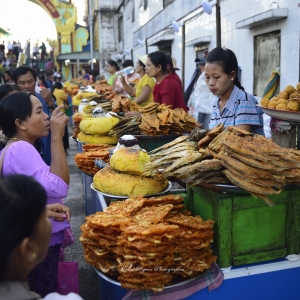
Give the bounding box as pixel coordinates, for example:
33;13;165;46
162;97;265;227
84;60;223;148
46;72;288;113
262;69;280;99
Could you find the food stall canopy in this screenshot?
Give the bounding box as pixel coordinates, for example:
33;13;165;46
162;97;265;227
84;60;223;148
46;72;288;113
236;8;288;29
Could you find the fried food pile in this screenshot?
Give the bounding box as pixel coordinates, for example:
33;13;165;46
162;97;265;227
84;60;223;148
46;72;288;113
74;144;111;175
108;103;199;137
80;195;217;291
260;83;300;112
145;125;300;206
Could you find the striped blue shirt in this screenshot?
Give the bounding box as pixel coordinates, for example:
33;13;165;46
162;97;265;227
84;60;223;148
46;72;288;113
209;86;264;135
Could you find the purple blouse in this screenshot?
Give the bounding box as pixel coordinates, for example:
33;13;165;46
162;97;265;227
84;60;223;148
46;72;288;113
1;141;69;246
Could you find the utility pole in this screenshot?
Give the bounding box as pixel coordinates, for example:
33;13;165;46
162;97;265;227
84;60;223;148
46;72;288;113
89;0;94;69
216;0;221;47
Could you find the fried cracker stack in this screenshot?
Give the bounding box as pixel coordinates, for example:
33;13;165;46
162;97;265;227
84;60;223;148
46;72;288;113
80;195;217;292
74;144;111;175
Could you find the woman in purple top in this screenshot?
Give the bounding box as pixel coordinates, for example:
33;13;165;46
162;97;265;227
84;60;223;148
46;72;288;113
0;91;70;297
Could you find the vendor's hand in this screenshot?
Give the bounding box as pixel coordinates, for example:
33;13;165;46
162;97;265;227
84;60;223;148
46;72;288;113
125;111;141;118
119;76;126;84
47;203;71;222
50;105;69;139
40;88;54;107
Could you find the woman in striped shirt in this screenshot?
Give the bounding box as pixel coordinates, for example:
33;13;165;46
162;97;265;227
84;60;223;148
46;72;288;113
205;47;264;135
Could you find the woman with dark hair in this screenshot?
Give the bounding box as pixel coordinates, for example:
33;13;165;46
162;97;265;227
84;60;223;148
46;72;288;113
165;55;183;95
38;74;47;88
119;55;155;108
52;82;69;153
205;47;264;135
146;51;188;111
0;175;81;299
0;92;70;297
105;59;120;87
0;84;19;100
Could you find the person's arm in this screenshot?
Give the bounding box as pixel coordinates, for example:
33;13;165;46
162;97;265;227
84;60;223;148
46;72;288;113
49;105;70;184
236;124;252;133
135;85;151;105
118;76;135;96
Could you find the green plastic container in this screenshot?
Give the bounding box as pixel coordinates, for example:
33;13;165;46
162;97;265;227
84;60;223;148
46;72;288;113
135;134;179;152
186;185;300;268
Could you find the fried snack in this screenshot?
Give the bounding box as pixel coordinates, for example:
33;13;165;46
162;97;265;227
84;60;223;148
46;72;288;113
77;132;118;145
80;194;217;292
287;100;299;111
276;103;288;110
260;97;270;107
268;102;277;109
93;165;169;196
297;82;300;91
284;85;296;95
277;90;289;99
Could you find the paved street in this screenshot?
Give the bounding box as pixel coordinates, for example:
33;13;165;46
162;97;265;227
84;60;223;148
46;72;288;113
63;127;99;300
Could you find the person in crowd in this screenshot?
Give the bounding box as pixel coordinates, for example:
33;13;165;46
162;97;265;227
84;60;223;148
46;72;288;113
24;39;31;59
120;55;155;108
0;92;70;297
188;58;215;128
165;55;183;95
205;47;264;135
6;50;16;68
4;70;14;84
0;41;5;61
114;59;140;95
45;70;54;90
33;43;39;59
105;59;120;87
81;69;89;80
77;70;82;78
0;84;19;101
45;58;54;70
12;66;56;165
38;74;47;89
12;41;19;61
146;51;188;111
52;82;69;153
40;42;47;62
0;175;82;300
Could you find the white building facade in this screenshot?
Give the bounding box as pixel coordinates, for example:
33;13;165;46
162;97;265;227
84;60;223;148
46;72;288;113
93;0;300;96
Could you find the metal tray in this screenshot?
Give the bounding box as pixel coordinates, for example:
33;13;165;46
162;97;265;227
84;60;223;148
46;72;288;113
257;105;300;123
94;267;208;289
90;181;172;199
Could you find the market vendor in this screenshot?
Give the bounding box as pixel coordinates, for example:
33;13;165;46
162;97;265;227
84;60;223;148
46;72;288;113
205;47;264;135
146;51;188;112
105;59;120;88
119;55;155;108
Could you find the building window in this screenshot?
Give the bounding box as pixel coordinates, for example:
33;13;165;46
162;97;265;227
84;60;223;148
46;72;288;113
118;17;124;42
144;0;148;10
163;0;174;9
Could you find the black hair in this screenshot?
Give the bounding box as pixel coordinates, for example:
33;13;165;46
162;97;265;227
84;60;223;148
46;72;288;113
4;70;12;77
51;81;63;93
206;47;244;90
0;84;20;101
0;175;47;279
122;60;134;68
78;70;82;75
138;60;146;69
11;66;37;83
38;74;47;87
0;92;33;138
147;51;167;74
107;59;120;71
165;54;173;69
